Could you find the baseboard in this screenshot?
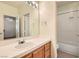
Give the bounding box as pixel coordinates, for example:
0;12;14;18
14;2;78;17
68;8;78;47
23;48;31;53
58;42;78;56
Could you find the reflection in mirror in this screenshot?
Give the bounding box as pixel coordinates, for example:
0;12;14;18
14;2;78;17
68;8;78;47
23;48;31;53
0;1;39;40
4;16;16;39
4;15;19;39
24;13;30;37
20;1;39;37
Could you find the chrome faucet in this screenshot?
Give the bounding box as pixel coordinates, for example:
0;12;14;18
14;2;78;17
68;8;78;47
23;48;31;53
18;39;25;44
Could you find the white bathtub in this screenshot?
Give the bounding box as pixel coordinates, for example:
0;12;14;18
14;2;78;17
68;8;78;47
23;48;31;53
58;42;78;57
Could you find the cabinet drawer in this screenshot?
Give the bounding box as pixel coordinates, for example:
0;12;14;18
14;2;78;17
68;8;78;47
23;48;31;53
45;50;51;58
45;41;51;51
21;53;32;58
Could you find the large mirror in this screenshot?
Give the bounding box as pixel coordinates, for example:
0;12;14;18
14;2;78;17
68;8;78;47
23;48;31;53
0;1;39;40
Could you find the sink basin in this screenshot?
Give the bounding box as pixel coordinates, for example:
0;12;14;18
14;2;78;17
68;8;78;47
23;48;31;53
15;42;34;49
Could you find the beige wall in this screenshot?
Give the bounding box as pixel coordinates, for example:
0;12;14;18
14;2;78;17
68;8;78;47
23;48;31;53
39;1;57;57
0;2;19;40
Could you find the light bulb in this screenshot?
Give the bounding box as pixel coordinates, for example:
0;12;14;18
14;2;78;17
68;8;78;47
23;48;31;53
25;1;38;8
35;3;38;8
32;1;36;5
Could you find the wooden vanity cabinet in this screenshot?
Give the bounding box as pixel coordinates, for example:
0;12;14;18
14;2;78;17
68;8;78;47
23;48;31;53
33;46;44;58
21;41;51;58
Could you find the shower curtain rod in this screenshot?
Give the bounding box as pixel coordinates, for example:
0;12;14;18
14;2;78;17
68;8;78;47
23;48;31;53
57;10;79;15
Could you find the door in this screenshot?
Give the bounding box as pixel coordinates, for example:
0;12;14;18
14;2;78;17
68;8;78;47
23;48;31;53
24;14;30;36
4;16;16;39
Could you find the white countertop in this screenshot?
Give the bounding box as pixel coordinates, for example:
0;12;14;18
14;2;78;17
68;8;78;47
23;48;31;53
0;36;51;58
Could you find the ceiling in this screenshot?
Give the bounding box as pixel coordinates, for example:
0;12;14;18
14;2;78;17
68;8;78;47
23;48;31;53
2;1;76;8
56;1;79;7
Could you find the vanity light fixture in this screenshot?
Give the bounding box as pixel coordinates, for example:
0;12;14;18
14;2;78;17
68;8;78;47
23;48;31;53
26;1;38;8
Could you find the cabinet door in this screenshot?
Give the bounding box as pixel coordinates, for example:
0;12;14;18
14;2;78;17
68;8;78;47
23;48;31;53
21;53;32;58
45;50;50;58
45;42;51;58
33;46;44;58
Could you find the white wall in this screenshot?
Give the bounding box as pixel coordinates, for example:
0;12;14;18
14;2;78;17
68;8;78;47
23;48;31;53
39;1;57;57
